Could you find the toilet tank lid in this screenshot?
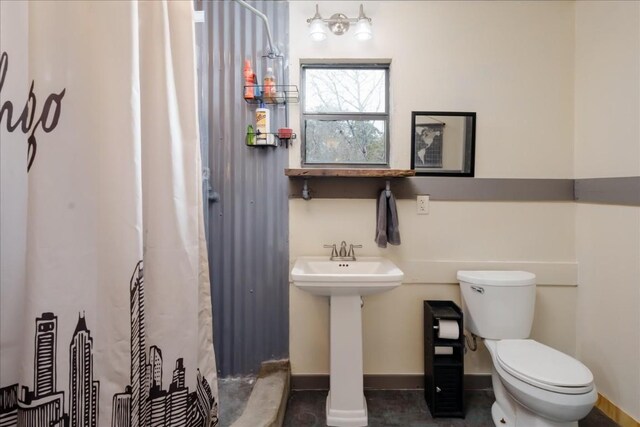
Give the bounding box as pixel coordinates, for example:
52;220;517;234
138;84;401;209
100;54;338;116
457;270;536;286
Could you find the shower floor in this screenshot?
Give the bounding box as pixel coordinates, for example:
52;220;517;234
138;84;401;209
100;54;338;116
218;376;256;426
218;379;618;427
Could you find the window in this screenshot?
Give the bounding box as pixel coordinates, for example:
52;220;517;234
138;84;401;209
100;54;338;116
301;63;389;166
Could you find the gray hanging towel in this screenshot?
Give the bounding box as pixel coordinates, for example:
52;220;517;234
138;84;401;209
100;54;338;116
375;190;388;248
386;192;401;246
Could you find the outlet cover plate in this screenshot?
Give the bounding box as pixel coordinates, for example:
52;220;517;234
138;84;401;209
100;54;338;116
417;195;429;214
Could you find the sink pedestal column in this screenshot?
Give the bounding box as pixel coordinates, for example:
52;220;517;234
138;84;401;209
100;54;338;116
327;295;367;427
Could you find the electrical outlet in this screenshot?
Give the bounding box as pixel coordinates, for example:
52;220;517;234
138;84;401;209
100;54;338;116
417;195;429;215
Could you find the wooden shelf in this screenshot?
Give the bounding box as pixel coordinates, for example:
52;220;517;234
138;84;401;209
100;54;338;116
285;168;416;178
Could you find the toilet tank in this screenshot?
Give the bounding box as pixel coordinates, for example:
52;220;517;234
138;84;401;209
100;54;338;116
457;271;536;339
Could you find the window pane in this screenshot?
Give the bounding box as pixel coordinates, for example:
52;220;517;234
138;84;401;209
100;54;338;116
305;120;386;164
304;68;386;114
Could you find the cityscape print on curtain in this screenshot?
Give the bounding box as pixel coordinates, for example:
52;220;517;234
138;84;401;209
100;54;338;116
0;2;218;426
0;261;218;427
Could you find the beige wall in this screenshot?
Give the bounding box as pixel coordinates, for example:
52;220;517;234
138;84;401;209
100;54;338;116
288;4;640;421
289;1;575;178
290;200;577;374
574;1;640;421
291;280;577;376
575;206;640;420
288;1;578;376
574;1;640;179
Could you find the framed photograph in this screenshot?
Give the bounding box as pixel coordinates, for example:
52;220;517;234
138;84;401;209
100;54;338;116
414;123;444;168
411;112;476;176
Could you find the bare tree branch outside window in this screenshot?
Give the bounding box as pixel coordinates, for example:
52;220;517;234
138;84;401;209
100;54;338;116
302;66;389;165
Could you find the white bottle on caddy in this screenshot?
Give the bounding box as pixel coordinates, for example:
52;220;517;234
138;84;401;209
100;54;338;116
255;102;272;145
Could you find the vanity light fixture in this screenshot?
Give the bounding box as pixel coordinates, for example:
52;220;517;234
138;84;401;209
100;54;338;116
306;4;372;41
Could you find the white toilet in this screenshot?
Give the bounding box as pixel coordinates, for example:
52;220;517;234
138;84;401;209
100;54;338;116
457;271;597;427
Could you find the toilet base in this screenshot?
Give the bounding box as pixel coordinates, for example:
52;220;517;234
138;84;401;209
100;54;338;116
491;401;509;425
491;399;578;427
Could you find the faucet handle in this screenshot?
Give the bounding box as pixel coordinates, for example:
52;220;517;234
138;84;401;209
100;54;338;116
347;244;363;258
323;244;338;259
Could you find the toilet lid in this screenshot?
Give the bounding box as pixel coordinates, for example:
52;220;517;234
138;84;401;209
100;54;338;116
497;340;594;393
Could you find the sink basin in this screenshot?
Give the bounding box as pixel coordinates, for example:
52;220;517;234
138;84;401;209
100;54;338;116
291;256;404;296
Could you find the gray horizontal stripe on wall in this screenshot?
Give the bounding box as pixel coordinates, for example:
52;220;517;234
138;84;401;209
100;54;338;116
574;177;640;206
289;177;575;201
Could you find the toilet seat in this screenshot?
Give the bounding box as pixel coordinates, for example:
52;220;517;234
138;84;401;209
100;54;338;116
496;339;594;395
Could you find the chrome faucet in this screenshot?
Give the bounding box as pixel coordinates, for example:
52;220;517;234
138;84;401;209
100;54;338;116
324;241;362;261
338;241;348;258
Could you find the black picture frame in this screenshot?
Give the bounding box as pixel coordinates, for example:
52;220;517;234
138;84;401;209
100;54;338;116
411;111;476;177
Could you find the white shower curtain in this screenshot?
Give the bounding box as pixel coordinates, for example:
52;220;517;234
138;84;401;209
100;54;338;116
0;1;218;426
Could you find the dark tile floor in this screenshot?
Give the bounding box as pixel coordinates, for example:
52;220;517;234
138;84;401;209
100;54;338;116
282;390;619;427
218;378;619;427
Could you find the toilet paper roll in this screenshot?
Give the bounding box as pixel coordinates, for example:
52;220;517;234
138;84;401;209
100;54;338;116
435;346;454;355
437;319;459;339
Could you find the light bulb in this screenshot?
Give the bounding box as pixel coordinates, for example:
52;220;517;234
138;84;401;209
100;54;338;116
309;18;327;41
354;18;372;41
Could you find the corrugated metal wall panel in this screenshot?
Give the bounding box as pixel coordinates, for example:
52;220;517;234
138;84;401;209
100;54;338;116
202;0;290;376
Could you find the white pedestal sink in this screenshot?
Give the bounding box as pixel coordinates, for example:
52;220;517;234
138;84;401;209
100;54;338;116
291;257;404;427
